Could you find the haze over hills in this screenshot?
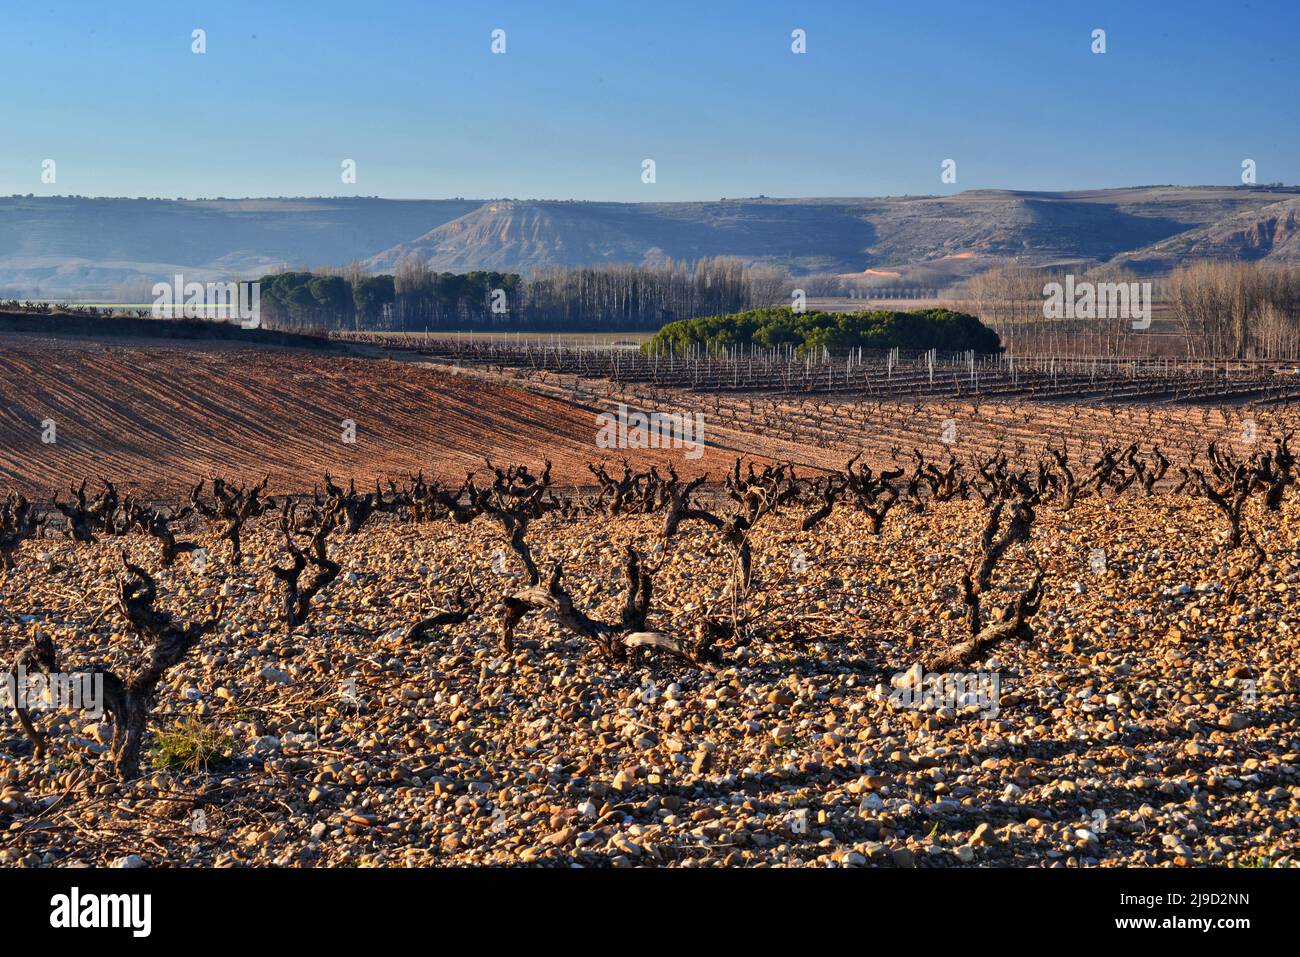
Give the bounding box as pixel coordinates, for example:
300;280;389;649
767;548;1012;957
2;186;1297;301
0;197;479;300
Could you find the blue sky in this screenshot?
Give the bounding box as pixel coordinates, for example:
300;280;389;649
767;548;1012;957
2;0;1296;201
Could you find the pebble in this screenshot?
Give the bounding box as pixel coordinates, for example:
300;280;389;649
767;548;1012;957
2;492;1294;870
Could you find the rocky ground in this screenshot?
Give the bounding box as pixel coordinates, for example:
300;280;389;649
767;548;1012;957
1;491;1297;868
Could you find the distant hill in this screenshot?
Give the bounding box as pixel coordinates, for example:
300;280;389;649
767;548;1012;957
362;198;882;274
2;187;1297;300
1113;195;1300;270
361;187;1300;279
0;197;479;300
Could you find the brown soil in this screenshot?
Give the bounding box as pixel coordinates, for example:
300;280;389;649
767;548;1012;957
0;335;734;498
4;332;1299;504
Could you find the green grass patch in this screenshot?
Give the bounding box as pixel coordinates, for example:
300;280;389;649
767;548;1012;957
149;717;235;774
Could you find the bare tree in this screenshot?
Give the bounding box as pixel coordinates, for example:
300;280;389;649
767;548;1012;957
927;494;1045;670
190;476;275;566
123;500;199;567
500;544;724;670
0;492;43;570
8;556;224;777
403;577;481;645
271;504;342;630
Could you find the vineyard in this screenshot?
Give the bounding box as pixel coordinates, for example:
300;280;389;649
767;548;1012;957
352;336;1300;404
7;0;1300;923
0;336;729;498
2;414;1298;867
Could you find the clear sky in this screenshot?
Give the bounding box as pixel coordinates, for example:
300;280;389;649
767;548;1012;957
2;0;1296;201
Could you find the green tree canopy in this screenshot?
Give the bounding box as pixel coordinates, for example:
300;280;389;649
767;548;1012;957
643;306;1001;356
353;275;396;324
308;275;352;313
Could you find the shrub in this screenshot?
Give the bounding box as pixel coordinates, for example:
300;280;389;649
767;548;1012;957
149;717;235;774
642;306;1001;356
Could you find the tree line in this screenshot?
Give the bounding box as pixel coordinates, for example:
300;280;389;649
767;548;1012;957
1168;262;1300;359
959;260;1300;359
642;306;1002;356
254;257;788;333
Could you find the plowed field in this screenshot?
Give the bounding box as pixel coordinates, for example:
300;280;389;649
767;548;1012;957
0;335;733;498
